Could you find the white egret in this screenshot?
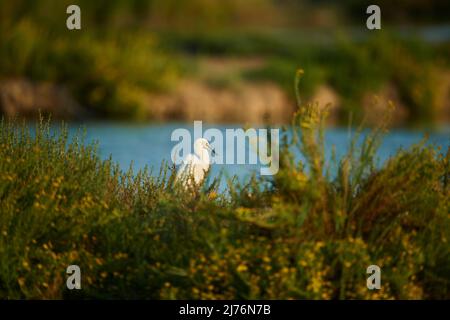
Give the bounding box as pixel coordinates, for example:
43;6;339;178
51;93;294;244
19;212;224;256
175;138;215;187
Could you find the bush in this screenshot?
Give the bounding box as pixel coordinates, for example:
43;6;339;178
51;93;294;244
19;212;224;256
0;86;448;299
0;20;180;120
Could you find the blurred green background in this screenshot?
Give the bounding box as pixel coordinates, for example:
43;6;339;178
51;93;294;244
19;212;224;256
0;0;449;126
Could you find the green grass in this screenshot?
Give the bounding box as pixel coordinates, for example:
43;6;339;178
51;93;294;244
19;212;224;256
1;80;449;298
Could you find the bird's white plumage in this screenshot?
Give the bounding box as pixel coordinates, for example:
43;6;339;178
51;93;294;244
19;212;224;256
175;138;213;187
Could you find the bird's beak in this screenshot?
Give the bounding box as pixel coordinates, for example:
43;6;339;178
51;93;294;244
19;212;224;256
207;144;216;156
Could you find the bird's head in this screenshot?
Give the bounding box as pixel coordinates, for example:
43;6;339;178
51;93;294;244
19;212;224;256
194;138;216;156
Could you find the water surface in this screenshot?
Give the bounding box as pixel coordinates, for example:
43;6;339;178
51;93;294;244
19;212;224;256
58;123;449;189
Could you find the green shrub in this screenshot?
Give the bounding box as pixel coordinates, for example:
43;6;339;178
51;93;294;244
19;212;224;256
0;20;180;120
1;82;448;299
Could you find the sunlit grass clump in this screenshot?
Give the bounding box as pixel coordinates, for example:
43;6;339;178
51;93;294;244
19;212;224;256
0;101;449;299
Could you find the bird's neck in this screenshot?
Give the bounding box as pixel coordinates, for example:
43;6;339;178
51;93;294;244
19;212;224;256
198;149;210;163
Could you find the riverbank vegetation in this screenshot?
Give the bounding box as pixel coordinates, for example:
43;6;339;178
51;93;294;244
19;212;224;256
1;97;448;299
1;0;449;125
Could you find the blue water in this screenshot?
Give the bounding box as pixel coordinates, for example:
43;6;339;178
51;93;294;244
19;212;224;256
61;122;449;187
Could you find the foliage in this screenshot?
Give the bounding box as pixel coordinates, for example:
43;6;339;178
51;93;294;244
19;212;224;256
1;85;448;298
1;1;449;124
0;19;180;120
